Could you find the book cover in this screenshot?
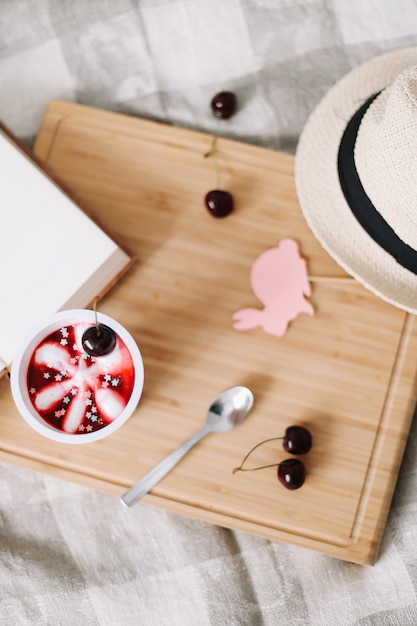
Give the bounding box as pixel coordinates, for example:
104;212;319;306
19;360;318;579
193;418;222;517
0;121;135;374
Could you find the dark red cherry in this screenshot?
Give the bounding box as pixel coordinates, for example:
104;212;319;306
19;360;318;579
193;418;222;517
205;189;234;218
283;426;312;455
211;91;237;119
278;459;306;490
82;324;116;357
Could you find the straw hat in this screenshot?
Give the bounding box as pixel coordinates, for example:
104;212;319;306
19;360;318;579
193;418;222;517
295;46;417;312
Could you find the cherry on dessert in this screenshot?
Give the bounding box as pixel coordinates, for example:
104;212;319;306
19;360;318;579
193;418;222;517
283;426;312;455
82;324;116;357
211;91;237;119
277;459;306;490
205;189;234;218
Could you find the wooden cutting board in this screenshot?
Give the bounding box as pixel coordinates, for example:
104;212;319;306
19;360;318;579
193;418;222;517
1;99;416;565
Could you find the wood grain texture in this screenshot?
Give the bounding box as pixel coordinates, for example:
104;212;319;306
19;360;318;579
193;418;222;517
1;99;416;564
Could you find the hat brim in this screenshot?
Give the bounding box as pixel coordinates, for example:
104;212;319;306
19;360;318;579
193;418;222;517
295;46;417;313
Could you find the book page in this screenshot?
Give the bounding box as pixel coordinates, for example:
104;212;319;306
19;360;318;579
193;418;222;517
0;129;127;367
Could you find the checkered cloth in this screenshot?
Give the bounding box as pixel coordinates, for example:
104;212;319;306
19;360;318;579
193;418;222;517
1;2;417;624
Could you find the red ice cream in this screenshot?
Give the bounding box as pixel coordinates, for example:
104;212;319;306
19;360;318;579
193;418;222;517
27;322;135;434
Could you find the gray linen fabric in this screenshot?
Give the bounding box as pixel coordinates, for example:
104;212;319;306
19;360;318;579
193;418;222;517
1;1;417;624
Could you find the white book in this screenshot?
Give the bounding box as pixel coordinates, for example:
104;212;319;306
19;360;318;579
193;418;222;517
0;123;135;373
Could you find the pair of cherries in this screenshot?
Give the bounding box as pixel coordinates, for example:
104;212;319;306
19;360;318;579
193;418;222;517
204;91;236;218
233;425;312;490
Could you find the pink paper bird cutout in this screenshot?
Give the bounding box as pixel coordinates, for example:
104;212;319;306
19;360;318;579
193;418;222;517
233;238;314;337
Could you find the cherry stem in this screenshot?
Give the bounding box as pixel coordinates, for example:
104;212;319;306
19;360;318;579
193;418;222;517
204;117;221;158
233;436;285;474
211;154;221;189
233;462;280;474
93;298;101;337
204;134;218;158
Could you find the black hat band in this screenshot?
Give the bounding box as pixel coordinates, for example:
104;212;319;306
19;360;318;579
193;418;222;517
337;92;417;273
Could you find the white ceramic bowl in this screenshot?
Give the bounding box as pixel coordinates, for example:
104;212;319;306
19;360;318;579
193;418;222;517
10;309;144;444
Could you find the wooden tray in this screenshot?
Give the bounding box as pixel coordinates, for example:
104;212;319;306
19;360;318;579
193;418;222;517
1;99;416;565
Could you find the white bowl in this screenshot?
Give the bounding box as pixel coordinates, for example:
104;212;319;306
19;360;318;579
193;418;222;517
10;309;144;444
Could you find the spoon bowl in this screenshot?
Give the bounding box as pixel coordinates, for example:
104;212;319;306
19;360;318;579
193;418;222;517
120;386;254;507
205;386;254;431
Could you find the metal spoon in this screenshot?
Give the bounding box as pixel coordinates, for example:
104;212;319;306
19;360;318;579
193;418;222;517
120;385;254;507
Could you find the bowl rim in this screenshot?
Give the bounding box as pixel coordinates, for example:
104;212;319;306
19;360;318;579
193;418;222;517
10;309;144;444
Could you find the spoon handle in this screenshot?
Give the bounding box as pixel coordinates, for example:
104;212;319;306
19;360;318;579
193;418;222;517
120;425;211;507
